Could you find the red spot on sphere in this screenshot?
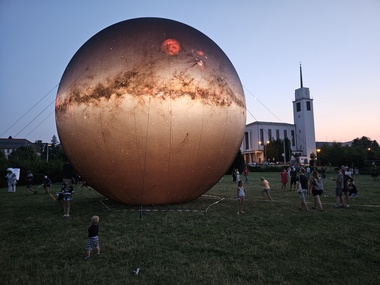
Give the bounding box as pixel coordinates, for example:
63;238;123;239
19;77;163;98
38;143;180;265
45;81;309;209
161;38;181;55
55;18;246;205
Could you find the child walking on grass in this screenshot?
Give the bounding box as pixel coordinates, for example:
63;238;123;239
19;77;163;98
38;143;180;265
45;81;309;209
60;181;74;217
297;168;309;211
260;177;272;201
236;180;246;214
85;216;101;260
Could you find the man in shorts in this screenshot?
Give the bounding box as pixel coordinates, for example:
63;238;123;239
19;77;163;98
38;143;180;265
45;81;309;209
331;168;345;208
289;167;297;191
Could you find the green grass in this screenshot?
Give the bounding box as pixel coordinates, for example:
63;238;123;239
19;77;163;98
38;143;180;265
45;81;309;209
1;172;379;284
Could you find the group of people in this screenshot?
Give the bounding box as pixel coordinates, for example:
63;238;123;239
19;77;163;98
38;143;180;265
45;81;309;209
232;167;250;183
5;168;76;217
5;168;53;195
5;168;99;259
331;167;358;208
235;165;359;214
236;176;273;214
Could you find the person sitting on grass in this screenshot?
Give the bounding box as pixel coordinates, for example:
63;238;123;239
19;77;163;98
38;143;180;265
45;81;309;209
260;177;272;201
348;179;358;199
85;216;101;260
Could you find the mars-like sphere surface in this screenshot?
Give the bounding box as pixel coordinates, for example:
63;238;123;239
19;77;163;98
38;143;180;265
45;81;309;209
56;18;246;205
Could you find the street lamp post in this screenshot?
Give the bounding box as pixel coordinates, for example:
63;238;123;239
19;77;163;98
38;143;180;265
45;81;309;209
46;144;52;162
316;148;321;166
265;141;270;163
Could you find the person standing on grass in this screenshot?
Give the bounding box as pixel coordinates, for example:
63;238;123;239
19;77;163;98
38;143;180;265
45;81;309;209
297;168;309;211
331;167;345;208
370;163;378;181
42;175;52;194
310;171;324;211
243;166;249;182
232;169;237;182
6;168;17;193
289;167;297;191
25;170;36;195
260;177;272;201
236;180;246;214
85;216;101;260
60;181;74;217
342;168;351;207
236;170;240;184
280;168;288;190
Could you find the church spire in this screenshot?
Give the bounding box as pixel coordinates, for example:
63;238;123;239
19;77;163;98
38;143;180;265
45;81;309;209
300;62;303;88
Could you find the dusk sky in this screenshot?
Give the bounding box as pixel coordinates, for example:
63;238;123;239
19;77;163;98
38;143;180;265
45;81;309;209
1;0;379;144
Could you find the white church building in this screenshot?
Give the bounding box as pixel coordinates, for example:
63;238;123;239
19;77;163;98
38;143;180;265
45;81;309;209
241;65;316;164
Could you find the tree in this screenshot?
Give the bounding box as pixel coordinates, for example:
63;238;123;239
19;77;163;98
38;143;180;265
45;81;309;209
309;152;316;166
8;146;38;162
51;135;59;147
351;136;380;163
227;150;245;174
284;138;291;162
43;135;67;162
264;138;291;163
316;138;378;169
351;136;373;149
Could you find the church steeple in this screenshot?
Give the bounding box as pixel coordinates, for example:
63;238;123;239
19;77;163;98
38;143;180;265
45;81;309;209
295;63;309;100
293;63;316;163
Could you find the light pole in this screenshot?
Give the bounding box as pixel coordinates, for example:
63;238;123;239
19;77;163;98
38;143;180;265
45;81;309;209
258;141;263;163
265;140;270;163
46;144;52;162
316;148;321;166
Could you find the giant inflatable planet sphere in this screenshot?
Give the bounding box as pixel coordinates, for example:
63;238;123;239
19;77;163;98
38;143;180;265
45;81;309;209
55;18;246;205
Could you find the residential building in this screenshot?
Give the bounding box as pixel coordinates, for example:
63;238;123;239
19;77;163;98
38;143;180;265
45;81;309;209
0;136;42;158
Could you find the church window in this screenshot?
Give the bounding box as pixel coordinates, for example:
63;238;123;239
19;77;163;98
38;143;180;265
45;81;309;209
260;129;264;145
307;101;311;111
296;102;301;112
276;129;280;140
244;132;249;150
291;130;295;146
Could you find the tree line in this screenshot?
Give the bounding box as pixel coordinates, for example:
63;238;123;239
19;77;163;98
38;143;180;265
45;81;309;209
1;135;379;188
316;136;379;170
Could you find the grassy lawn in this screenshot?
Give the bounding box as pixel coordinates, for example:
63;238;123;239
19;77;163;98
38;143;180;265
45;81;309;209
1;171;379;284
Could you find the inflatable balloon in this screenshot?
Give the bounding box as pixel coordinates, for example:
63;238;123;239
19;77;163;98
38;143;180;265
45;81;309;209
56;18;246;205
